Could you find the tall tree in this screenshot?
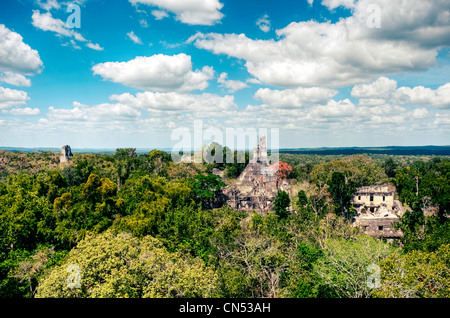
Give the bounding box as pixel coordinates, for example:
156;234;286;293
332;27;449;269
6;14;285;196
273;190;290;219
328;172;356;219
384;158;398;178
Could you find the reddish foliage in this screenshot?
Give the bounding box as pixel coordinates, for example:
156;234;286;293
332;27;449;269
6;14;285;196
269;161;293;179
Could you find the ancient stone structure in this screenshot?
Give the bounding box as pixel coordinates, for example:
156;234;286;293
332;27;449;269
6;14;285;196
222;135;289;213
351;184;404;238
60;145;73;164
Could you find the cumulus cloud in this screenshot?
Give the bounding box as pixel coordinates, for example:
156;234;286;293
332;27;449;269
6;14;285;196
308;99;357;119
92;54;214;92
351;77;397;99
32;91;237;136
217;73;249;93
0;87;29;110
0;24;43;76
191;0;450;88
0;72;31;87
254;86;338;108
127;31;143;44
46;101;141;123
395;84;450;109
2;107;40;116
31;10;102;50
130;0;224;25
352;77;450;109
32;10;85;40
110;91;237;117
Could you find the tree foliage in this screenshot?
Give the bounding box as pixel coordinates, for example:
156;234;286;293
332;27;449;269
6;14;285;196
372;244;450;298
35;231;219;298
311;155;387;187
273;190;290;219
313;236;397;298
328;172;356;219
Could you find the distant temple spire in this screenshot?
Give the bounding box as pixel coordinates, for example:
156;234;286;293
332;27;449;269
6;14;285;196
60;145;73;164
250;135;268;164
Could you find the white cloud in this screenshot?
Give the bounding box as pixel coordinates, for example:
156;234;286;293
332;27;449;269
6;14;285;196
62;39;81;49
256;14;271;33
151;9;169;20
130;0;224;25
2;107;40;116
395;83;450;109
92;54;214;92
217;73;249;93
32;91;237;136
191;0;450;89
35;0;61;11
351;76;397;99
139;19;149;28
353;77;450;109
308;99;357;119
247;78;262;85
46;102;141;123
351;0;450;48
433;113;450;126
0;87;29;110
127;31;143;44
35;0;88;11
321;0;356;10
412;108;429;119
32;10;102;50
0;24;43;76
110;91;237;117
0;72;31;87
32;10;86;41
85;42;104;51
254;86;338;108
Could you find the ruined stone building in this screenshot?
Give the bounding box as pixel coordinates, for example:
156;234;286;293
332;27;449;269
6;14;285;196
222;135;289;213
60;145;73;164
351;184;405;238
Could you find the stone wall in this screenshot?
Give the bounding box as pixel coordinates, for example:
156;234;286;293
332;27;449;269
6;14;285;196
351;183;404;239
355;217;403;238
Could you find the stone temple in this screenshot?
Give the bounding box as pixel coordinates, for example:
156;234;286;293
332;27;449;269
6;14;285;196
222;135;289;213
351;184;405;238
60;145;73;164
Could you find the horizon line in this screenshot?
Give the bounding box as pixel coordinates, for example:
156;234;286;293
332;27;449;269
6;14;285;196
1;144;450;152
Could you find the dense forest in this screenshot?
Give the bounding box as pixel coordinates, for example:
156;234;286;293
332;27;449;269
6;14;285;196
0;148;449;298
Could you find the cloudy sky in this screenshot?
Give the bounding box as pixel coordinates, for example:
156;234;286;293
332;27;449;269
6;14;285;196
0;0;449;149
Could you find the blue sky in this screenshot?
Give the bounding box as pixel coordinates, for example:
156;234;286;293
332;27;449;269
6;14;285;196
0;0;449;149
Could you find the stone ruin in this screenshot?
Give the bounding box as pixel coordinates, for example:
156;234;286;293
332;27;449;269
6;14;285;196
60;145;73;164
222;135;290;214
351;184;405;239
